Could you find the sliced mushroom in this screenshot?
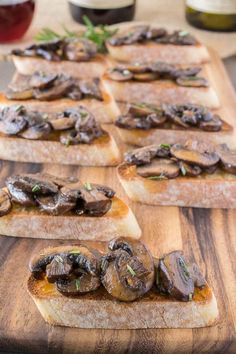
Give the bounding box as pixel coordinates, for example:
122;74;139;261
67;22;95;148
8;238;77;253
29;72;58;89
36;193;76;215
91;184;115;199
199;115;222;132
6;174;59;195
0;106;28;135
106;67;133;81
137;158;180;179
156;251;194;301
64;38;97;62
33;75;73;101
125;144;170;165
145;27;167;39
124;63;148;73
127;103;157;117
133;72;157;81
0;188;12;216
108;25;149;46
6;87;33;100
6;179;36;207
170;143;219;168
46;254;73;283
19;122;52;140
171;67;201;79
101;237;155;301
217;144;236;174
176;76;209;87
188;263;207;289
148;61;175;76
178;161;202;177
78;186;112;216
78;79;103;100
155;30;197;45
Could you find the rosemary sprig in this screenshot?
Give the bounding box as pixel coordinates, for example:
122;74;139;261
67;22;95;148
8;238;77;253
35;16;117;53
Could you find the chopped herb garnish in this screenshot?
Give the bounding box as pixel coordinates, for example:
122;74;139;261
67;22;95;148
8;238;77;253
65;140;71;148
123;69;131;76
185;76;200;80
54;255;63;263
160;143;171;149
42;113;48;120
180;164;187;176
147;174;167;180
69;249;81;255
14;105;24;112
189;293;193;301
80;111;88;119
84;182;92;191
32;184;41;193
178;257;190;281
179;30;189;37
75;279;80;290
127;264;136;276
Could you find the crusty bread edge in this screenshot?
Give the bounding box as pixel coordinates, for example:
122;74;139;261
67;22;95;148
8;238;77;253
117;163;236;208
27;276;219;329
0;196;141;240
0;132;121;166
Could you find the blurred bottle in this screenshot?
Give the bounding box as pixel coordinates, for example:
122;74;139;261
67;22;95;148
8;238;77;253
0;0;35;43
186;0;236;31
68;0;136;25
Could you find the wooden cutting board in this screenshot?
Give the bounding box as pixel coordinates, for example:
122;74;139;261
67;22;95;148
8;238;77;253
0;50;236;353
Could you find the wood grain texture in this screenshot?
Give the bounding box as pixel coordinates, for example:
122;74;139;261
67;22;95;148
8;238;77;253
0;50;236;353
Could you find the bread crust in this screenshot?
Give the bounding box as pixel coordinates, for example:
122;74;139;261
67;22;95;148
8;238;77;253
27;275;219;329
107;42;210;65
103;78;220;109
0;196;141;240
0;132;121;166
12;54;109;78
117;163;236;208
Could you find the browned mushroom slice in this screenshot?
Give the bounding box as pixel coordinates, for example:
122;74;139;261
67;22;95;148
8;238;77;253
64;38;97;61
6;174;59;195
0;106;28;135
49;115;75;131
46;254;73;283
178;161;202;176
6;86;33;100
171;67;201;79
108;25;149;46
127;103;157;117
137;158;180;179
20;122;52;140
0;189;12;216
199;115;222;132
29;72;58;89
33;75;73;101
101;237;155;301
176;76;209;87
146;27;167;39
170;143;219;167
124;63;149;73
188;263;207;289
92;184;115;199
78;185;112;216
36;193;76;215
6;182;36;207
156;251;194;301
155;30;197;45
148;61;175;76
56;273;101;295
133;72;157;81
78;79;103;100
217;144;236;174
106;67;133;81
125;144;170;165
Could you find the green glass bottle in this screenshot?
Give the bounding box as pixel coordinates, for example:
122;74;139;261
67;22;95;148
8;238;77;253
186;0;236;32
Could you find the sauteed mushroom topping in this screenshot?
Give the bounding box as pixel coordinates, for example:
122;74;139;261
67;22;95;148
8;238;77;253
105;62;208;87
0;105;105;145
0;189;12;216
2;173;115;216
115;103;223;132
12;38;97;62
30;238;207;302
6;72;103;102
124;140;236;179
108;26;197;46
101;237;155;301
29;245;101;294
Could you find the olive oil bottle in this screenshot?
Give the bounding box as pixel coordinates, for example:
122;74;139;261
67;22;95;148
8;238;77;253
186;0;236;31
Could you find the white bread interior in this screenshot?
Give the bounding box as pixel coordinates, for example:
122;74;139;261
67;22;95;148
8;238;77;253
0;196;141;240
28;275;219;329
0;132;121;166
107;42;210;65
103;79;220;109
117;163;236;209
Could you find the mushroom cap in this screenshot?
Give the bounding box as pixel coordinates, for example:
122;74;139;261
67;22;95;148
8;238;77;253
0;188;12;216
137;158;180;179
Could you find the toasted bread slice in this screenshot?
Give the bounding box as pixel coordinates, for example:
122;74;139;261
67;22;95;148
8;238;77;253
118;163;236;208
116;123;234;148
0;196;141;240
106;42;210;65
0;132;121;166
103;78;220;109
27;275;218;329
12;54;109;78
